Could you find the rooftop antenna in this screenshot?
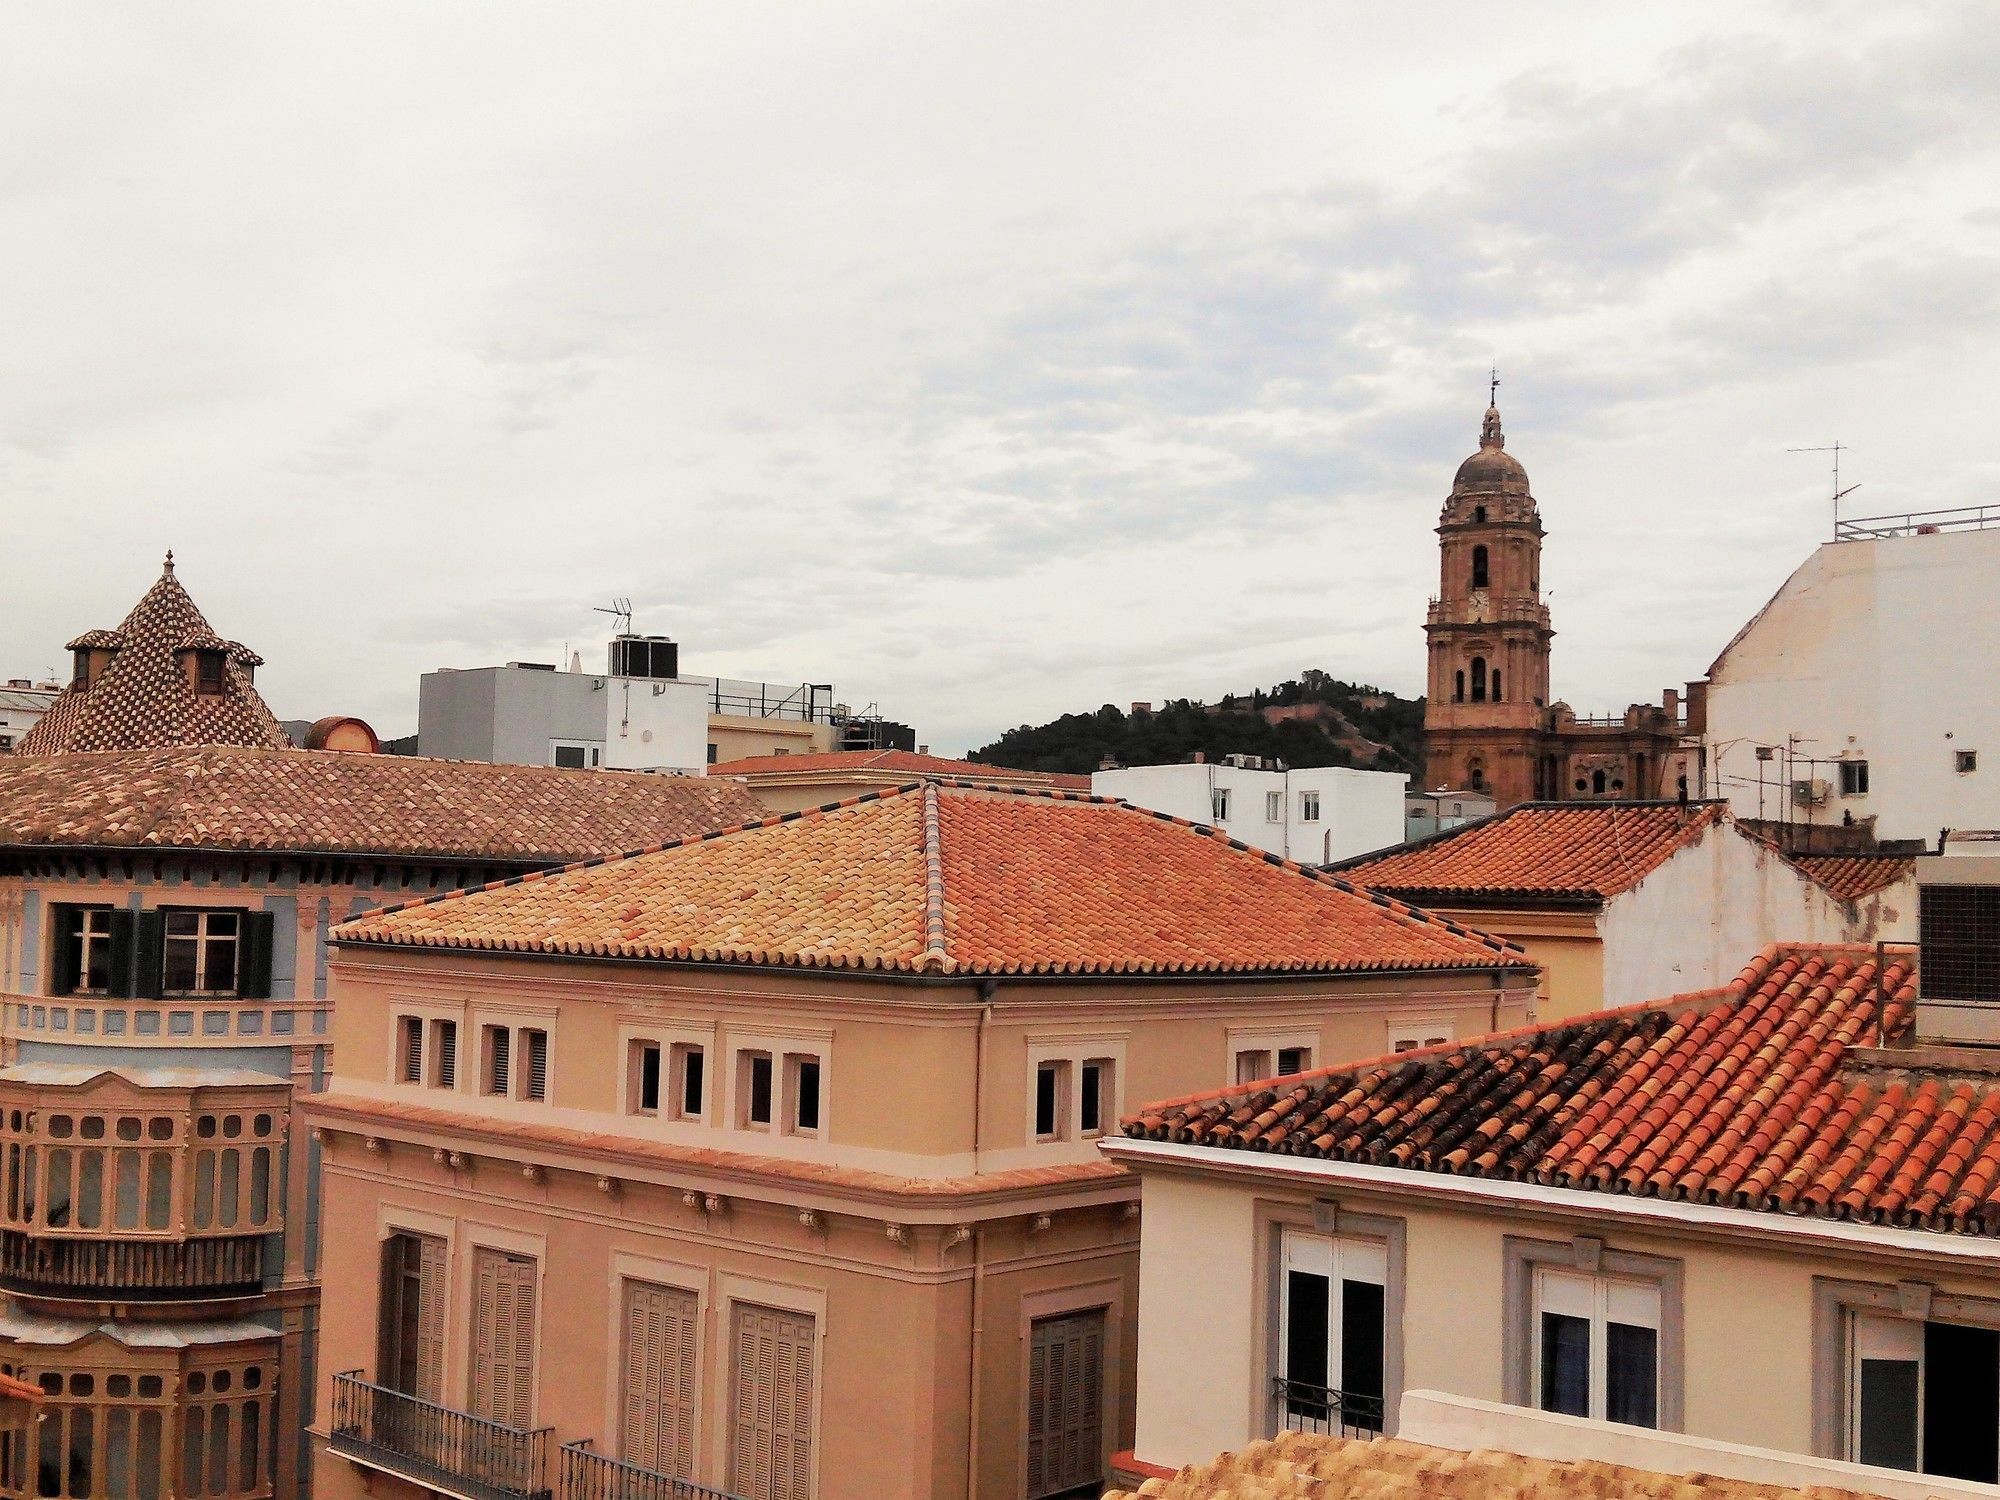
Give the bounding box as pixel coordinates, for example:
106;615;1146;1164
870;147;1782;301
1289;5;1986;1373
1488;366;1500;406
593;596;634;637
1788;443;1860;536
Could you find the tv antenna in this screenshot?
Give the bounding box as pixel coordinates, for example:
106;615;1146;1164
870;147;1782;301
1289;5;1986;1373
1787;443;1860;535
593;597;634;636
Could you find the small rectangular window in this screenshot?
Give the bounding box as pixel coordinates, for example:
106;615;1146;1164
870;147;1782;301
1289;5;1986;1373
706;743;719;765
1277;1047;1311;1076
1841;760;1870;797
1211;788;1231;823
1079;1060;1110;1137
1532;1269;1660;1429
522;1028;549;1102
744;1052;774;1127
1958;750;1979;775
1300;791;1321;823
1034;1061;1067;1141
1266;791;1282;822
630;1041;662;1115
1235;1049;1273;1084
673;1044;705;1120
790;1056;822;1134
432;1020;458;1090
397;1018;424;1085
553;744;588;769
483;1026;512;1096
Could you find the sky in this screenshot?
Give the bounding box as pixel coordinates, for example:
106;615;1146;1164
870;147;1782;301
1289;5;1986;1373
2;3;1996;754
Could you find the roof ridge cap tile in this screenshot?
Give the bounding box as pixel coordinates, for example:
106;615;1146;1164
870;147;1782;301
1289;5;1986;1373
919;781;951;973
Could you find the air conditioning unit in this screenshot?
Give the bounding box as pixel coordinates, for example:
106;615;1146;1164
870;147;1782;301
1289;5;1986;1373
1791;778;1830;807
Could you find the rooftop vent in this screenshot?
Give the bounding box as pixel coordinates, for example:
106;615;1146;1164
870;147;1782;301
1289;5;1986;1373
1915;847;2000;1046
609;634;678;681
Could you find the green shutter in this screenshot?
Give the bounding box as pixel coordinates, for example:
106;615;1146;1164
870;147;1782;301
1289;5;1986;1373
131;911;165;1000
107;909;136;997
50;906;81;995
238;911;275;999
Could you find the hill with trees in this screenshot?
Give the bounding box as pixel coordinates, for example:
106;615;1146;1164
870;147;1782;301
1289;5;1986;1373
970;670;1424;777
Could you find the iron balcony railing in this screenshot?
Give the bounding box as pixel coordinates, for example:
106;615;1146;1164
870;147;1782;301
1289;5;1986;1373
329;1372;552;1500
560;1441;742;1500
0;1229;264;1300
1271;1376;1385;1440
1835;503;2000;542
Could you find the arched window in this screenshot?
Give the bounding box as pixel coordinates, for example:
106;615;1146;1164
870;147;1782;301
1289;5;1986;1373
1474;505;1487;524
1454;670;1465;703
1471;545;1490;590
1468;761;1486;791
1491;669;1503;702
1592;769;1607;795
1470;657;1487;702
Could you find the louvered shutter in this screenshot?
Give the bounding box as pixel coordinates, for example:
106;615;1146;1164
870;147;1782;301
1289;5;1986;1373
489;1029;511;1095
525;1030;549;1102
621;1282;697;1478
436;1022;458;1090
416;1235;447;1402
131;911;165;999
105;909;135;996
1026;1312;1105;1499
470;1249;537;1429
50;907;81;994
237;910;275;999
729;1304;813;1500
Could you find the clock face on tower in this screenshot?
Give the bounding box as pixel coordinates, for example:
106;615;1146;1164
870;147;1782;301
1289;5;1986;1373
1468;589;1490;621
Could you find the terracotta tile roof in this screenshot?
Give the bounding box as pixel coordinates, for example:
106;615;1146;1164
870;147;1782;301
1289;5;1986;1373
336;781;1533;979
708;748;1089;789
0;745;762;864
1787;853;1916;902
20;558;291;756
0;1371;40;1405
1107;1431;1855;1500
1336;801;1728;904
1119;944;2000;1235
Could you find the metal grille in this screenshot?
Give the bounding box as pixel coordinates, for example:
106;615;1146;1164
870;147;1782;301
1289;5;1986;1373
1271;1376;1384;1439
561;1442;741;1500
1921;885;2000;1003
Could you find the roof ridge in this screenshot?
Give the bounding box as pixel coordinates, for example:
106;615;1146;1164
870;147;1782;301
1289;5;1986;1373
920;781;951;973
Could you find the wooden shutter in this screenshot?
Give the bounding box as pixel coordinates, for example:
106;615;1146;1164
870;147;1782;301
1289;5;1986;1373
729;1304;815;1500
105;908;136;996
50;906;81;994
621;1282;698;1478
436;1022;458;1089
524;1030;549;1102
400;1019;424;1084
416;1235;447;1402
378;1233;447;1402
1026;1311;1105;1500
470;1249;537;1429
237;910;275;999
132;911;165;1000
488;1028;511;1095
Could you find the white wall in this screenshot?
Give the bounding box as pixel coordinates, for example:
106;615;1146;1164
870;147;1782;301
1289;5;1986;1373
1600;820;1915;1007
1092;763;1406;863
1704;528;2000;843
599;674;710;772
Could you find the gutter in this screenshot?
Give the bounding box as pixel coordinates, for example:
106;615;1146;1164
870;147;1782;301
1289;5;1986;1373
1099;1137;2000;1269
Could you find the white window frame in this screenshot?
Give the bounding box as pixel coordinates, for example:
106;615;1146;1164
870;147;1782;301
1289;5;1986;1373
551;740;603;769
1227;1027;1321;1087
1275;1226;1390;1436
1299;790;1322;823
1387;1018;1456;1055
725;1029;831;1140
1025;1036;1128;1146
1531;1266;1661;1426
616;1022;716;1123
1504;1236;1683;1431
1265;790;1283;823
1211;787;1232;823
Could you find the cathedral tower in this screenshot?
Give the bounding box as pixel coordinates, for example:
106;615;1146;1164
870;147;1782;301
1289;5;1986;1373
1422;400;1553;804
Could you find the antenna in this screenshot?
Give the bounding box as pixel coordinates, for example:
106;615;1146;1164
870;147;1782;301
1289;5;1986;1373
592;597;634;636
1788;443;1861;534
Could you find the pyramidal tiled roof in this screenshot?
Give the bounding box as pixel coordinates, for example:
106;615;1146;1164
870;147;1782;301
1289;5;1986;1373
1119;944;2000;1235
18;557;289;756
335;780;1534;979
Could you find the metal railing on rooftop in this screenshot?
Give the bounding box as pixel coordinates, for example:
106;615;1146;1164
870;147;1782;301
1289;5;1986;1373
561;1441;743;1500
1835;503;2000;541
329;1372;552;1500
1271;1375;1384;1440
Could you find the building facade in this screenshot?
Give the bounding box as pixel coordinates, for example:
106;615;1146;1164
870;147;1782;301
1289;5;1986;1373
1422;404;1690;809
1105;941;2000;1492
1090;762;1405;866
304;781;1539;1500
1697;518;2000;846
0;684;58;757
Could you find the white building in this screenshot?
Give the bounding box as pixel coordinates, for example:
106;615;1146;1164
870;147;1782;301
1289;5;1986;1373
1700;518;2000;845
0;680;58;754
1404;787;1497;842
1092;757;1405;864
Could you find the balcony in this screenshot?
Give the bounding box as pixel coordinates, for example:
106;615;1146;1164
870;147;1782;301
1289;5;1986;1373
560;1441;742;1500
330;1373;552;1500
0;1228;264;1300
1271;1375;1384;1440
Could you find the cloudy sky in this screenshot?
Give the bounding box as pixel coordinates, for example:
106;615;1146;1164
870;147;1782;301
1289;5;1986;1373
3;3;1995;753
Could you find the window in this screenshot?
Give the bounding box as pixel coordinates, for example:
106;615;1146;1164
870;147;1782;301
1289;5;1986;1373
1453;670;1465;703
1471;545;1489;590
193;650;226;696
397;1018;424;1085
1958;750;1979;775
71;649;92;690
1533;1269;1659;1428
742;1052;774;1128
1034;1061;1067;1140
1277;1229;1386;1435
630;1041;662;1115
554;744;587;769
1473;505;1487;523
788;1055;822;1134
1389;1022;1453;1054
56;907;117;996
522;1029;549;1102
431;1021;459;1090
1078;1060;1111;1137
469;1248;538;1430
1236;1049;1273;1084
1277;1047;1312;1076
1847;1312;2000;1481
1266;791;1282;823
672;1043;706;1120
1841;760;1870;797
379;1233;447;1401
1591;769;1607;795
482;1026;512;1096
1299;791;1321;823
1211;787;1231;823
162;911;239;996
1470;657;1487;703
1491;669;1503;702
727;1304;815;1500
706;743;719;765
622;1281;699;1479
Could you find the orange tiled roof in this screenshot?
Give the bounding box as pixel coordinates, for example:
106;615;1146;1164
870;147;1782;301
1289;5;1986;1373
20;557;291;756
1118;944;2000;1235
1788;853;1916;902
335;781;1532;979
1336;800;1727;904
0;745;763;864
708;748;1089;789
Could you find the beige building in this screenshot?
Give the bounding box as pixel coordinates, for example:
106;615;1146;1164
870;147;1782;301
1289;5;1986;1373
706;751;1088;816
1104;939;2000;1492
1337;801;1914;1021
304;781;1538;1500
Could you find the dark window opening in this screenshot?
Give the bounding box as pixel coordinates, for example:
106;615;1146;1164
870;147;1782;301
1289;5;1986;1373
634;1042;661;1114
1453;670;1465;703
1592;769;1608;795
1841;760;1871;796
1470;658;1487;703
553;745;587;769
71;651;91;691
1035;1062;1061;1139
1471;545;1489;590
1539;1312;1589;1417
678;1046;705;1118
1277;1047;1310;1076
747;1053;773;1126
1923;885;2000;1002
1491;669;1503;702
194;651;226;696
1079;1061;1107;1135
793;1057;821;1133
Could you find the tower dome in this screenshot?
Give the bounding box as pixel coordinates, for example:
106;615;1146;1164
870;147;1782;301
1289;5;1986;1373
1451;403;1530;495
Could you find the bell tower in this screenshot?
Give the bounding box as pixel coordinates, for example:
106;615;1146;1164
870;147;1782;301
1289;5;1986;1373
1422;394;1553;806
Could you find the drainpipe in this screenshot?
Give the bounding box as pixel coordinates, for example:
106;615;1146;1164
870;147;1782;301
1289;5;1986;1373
968;980;996;1498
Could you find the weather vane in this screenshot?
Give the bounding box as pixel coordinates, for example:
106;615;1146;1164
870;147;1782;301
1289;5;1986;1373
1488;366;1500;405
